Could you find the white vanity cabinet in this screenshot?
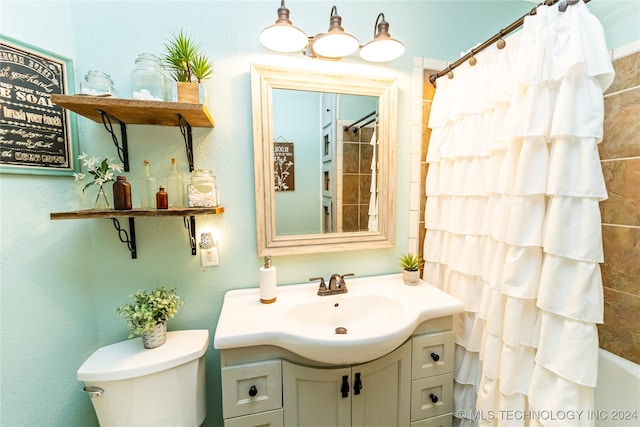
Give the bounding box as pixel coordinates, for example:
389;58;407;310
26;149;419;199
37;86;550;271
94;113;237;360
283;340;411;427
218;316;456;427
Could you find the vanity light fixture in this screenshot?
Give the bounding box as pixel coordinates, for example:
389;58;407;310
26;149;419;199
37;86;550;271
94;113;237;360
311;6;360;59
259;1;405;62
259;0;308;53
359;13;405;62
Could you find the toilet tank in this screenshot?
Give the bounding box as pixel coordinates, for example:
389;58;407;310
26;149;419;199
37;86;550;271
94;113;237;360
78;330;208;427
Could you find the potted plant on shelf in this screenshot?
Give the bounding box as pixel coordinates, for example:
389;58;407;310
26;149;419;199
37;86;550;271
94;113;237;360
162;30;213;103
400;252;423;285
115;285;184;349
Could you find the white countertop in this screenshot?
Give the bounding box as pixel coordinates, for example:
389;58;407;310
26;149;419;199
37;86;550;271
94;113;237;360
214;273;463;365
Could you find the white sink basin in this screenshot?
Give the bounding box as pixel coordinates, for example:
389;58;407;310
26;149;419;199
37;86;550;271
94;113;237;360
284;294;404;335
214;273;464;365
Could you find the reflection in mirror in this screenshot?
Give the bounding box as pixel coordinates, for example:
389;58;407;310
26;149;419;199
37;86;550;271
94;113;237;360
273;90;379;236
251;63;398;256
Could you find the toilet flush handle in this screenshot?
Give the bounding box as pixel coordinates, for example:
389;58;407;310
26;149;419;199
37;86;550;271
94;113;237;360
82;386;104;398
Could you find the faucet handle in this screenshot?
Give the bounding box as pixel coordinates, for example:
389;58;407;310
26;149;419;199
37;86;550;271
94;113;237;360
338;273;354;287
310;277;327;292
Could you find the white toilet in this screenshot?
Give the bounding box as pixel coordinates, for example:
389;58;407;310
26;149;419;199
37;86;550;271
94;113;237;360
77;329;208;426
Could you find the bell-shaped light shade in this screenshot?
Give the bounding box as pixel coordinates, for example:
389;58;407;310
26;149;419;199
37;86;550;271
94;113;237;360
259;0;308;53
359;13;405;62
360;37;405;62
312;32;359;58
260;24;308;53
311;6;359;59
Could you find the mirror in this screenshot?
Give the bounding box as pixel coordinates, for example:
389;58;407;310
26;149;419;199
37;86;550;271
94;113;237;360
251;63;398;256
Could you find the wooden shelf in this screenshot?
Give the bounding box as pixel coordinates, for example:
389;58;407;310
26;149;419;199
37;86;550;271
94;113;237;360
50;206;224;220
49;95;220;259
50;207;224;259
51;94;214;127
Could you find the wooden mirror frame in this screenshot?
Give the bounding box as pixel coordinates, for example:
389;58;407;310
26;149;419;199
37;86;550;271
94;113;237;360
251;63;398;256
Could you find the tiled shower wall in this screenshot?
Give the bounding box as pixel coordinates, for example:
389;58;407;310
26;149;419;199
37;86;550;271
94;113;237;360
342;126;375;232
417;43;639;365
597;47;640;364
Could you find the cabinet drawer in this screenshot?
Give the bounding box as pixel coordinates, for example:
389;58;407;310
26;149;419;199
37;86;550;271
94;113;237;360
410;373;453;421
412;331;455;379
410;412;452;427
222;360;282;419
224;408;283;427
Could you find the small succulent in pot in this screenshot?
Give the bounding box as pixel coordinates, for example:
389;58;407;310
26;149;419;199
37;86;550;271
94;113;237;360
399;252;424;271
115;285;183;339
400;252;423;286
162;30;213;83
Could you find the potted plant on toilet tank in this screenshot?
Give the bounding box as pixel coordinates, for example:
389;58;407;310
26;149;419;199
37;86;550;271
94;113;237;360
115;285;183;349
400;252;423;286
162;30;213;103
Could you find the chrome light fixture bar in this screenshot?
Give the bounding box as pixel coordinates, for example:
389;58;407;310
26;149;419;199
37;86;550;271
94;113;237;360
259;1;405;62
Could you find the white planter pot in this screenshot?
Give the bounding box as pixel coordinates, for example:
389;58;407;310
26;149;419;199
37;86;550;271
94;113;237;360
403;269;420;286
141;321;167;349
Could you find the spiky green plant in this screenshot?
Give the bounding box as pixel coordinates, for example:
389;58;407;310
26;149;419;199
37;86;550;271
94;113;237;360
399;252;424;271
162;30;213;83
115;285;183;338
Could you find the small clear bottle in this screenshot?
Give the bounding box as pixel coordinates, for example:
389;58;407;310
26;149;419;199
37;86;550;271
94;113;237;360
156;185;168;209
139;159;157;209
165;158;184;208
112;176;132;210
80;70;117;96
130;53;166;101
187;169;217;207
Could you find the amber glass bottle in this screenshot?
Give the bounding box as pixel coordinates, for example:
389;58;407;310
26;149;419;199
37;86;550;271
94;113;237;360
156;185;168;209
112;176;132;210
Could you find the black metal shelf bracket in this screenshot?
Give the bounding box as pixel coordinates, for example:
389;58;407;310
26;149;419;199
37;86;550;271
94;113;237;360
99;110;130;172
111;218;137;259
178;114;194;172
183;216;197;255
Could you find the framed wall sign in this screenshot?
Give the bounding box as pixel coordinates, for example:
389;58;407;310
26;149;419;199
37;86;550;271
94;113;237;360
274;141;294;191
0;35;78;175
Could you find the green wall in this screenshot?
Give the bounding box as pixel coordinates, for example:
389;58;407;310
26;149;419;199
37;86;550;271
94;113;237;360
1;1;637;426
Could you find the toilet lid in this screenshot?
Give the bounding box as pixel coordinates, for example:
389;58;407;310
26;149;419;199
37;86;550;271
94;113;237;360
77;329;209;382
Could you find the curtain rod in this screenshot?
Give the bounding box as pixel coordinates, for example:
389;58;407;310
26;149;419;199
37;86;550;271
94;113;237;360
428;0;590;87
343;110;376;132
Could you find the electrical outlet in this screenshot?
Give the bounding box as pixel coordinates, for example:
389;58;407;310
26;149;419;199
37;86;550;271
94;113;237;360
201;247;219;267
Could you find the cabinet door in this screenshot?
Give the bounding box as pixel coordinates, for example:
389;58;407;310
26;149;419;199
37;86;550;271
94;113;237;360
410;373;454;421
412;331;455;379
351;340;411;427
282;361;351;427
222;360;282;419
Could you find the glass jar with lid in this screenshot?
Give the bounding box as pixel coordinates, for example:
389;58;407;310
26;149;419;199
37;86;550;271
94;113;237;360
130;53;166;101
80;70;117;96
187;169;218;208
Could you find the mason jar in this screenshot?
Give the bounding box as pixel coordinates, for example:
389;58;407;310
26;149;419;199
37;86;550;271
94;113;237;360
130;53;166;101
187;169;217;207
80;70;117;96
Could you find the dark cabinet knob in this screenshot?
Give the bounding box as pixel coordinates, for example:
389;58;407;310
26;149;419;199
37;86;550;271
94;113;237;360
249;385;258;397
429;393;438;403
430;352;440;362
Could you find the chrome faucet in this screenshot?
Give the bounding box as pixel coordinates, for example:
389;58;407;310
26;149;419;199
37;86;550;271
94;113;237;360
310;273;354;296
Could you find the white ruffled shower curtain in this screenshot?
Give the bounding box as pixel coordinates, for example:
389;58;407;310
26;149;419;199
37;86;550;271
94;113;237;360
423;2;614;426
368;127;378;232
